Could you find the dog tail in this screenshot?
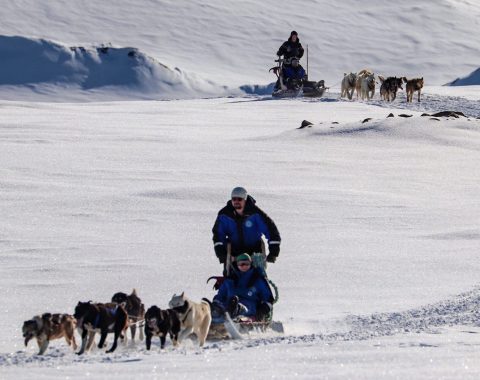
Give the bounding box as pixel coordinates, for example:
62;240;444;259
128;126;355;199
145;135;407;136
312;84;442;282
378;75;385;83
201;298;212;309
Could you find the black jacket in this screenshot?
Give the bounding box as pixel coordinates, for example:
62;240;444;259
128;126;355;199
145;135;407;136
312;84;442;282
277;37;304;60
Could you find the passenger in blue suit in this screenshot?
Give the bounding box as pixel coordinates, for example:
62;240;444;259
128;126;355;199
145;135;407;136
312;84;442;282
212;187;281;265
213;253;273;320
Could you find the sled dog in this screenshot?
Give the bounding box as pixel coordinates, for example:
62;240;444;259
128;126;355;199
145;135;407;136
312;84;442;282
360;73;376;100
22;313;77;355
111;288;145;342
379;76;406;101
144;305;181;350
355;69;373;99
406;77;424;102
74;301;128;355
168;292;211;347
341;72;357;100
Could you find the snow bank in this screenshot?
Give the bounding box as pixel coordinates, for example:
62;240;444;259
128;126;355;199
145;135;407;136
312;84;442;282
446;67;480;86
0;36;234;101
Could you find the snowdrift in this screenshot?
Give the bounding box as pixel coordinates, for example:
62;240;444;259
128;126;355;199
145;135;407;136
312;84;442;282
446;67;480;86
291;114;480;149
0;36;234;101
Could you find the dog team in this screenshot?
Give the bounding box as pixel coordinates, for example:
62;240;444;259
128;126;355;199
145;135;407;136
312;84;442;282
341;69;424;102
22;289;211;355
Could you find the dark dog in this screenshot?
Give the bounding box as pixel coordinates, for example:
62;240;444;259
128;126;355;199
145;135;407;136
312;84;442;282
406;77;424;102
111;289;145;342
379;76;406;101
73;301;128;355
22;313;77;355
144;305;181;350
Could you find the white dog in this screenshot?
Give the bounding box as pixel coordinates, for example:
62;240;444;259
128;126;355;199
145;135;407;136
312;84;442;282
168;292;211;347
341;72;357;100
360;73;376;100
355;69;373;99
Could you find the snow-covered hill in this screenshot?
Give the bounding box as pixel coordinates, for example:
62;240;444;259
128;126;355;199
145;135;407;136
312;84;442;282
446;67;480;86
1;0;480;98
0;36;232;101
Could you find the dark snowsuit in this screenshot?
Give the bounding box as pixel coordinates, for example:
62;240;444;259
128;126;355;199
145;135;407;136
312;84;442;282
213;267;273;317
277;37;304;61
283;65;306;80
283;64;306;86
212;196;281;262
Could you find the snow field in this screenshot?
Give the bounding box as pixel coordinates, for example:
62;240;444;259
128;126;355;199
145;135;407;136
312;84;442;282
1;96;479;378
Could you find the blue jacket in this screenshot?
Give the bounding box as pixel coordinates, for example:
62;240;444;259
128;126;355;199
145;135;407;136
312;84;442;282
283;65;306;81
213;268;273;316
212;196;281;257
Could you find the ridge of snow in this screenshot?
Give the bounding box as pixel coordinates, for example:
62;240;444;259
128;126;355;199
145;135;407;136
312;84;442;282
0;35;235;101
446;67;480;86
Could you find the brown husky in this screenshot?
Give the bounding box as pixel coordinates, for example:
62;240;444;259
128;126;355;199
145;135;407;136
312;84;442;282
406;77;424;102
22;313;77;355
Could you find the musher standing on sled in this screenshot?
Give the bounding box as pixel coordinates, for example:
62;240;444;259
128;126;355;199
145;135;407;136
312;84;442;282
277;30;304;63
212;187;281;268
275;31;306;91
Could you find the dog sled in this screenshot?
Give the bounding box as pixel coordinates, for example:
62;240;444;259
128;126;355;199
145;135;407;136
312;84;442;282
206;251;284;340
270;57;327;98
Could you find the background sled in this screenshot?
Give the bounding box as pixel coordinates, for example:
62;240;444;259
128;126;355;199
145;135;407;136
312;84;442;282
270;46;327;98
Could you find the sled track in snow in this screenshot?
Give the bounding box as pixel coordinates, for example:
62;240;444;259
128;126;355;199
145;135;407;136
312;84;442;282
1;287;480;366
233;286;480;350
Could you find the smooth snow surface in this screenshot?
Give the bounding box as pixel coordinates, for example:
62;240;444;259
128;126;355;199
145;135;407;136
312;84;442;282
1;95;480;379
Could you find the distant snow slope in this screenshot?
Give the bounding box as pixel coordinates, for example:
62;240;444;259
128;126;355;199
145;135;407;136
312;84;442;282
446;67;480;86
1;0;480;89
0;36;232;101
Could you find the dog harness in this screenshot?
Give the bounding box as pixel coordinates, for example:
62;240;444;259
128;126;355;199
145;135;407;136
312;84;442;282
89;305;118;329
181;307;192;324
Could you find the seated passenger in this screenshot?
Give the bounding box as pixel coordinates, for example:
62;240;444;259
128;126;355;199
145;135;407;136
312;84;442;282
212;253;273;321
282;59;307;82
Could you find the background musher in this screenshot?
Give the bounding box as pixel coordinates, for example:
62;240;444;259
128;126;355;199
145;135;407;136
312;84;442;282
277;30;304;64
